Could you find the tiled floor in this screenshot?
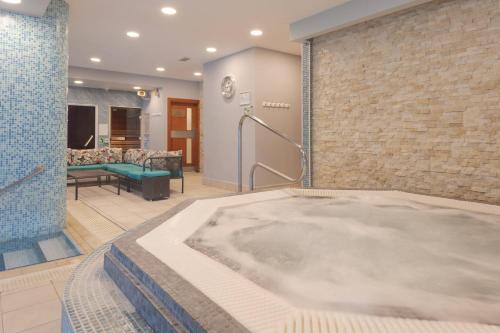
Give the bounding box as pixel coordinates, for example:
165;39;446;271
0;172;229;333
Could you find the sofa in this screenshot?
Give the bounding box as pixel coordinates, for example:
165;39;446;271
67;147;184;200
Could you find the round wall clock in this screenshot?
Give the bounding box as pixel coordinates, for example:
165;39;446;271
221;75;236;99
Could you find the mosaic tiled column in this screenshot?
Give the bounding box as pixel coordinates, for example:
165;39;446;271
302;40;312;188
0;0;69;242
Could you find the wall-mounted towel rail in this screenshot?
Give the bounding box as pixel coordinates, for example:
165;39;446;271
0;165;44;196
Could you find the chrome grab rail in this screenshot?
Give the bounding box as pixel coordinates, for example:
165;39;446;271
0;165;44;196
238;109;307;192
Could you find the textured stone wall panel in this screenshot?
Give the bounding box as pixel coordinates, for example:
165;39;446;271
312;0;500;204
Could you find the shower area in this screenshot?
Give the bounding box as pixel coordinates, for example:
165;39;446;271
0;0;80;271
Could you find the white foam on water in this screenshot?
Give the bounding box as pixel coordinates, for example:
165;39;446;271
188;195;500;325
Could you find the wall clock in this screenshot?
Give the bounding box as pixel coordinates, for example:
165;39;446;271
221;75;236;99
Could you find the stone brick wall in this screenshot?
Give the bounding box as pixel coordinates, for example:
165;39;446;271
311;0;500;204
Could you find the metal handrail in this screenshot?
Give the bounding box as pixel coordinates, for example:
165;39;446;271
238;110;307;192
0;165;44;196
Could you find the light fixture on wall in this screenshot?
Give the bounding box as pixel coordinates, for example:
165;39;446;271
206;47;217;53
73;80;84;85
1;0;22;4
156;67;165;72
193;72;202;77
133;86;142;90
90;57;101;63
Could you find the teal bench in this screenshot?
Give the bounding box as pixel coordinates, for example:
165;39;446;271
68;155;183;200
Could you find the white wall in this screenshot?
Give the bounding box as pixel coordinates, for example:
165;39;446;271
202;48;301;189
202;49;256;188
254;48;302;186
68;67;201;150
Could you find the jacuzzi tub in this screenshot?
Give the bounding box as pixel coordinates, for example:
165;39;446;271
131;189;500;333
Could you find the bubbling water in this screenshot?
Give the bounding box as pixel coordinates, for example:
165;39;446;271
187;195;500;325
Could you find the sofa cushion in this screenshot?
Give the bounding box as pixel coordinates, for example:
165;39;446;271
153;150;183;158
68;164;106;171
71;149;106;166
123;149;146;165
126;169;170;181
67;149;73;166
105;163;138;176
101;147;123;163
106;163;170;181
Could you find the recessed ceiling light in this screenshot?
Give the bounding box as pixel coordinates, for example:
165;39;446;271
206;47;217;53
90;57;101;63
193;72;202;77
156;67;165;72
161;7;177;15
126;31;140;38
133;86;142;90
74;80;84;85
250;29;263;37
1;0;22;4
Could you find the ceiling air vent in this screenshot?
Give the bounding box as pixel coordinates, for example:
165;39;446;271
179;57;190;62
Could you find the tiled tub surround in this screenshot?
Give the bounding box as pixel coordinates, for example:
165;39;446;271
310;0;500;205
99;189;500;333
0;0;69;242
0;231;80;271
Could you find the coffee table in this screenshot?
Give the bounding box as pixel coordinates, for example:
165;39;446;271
67;169;121;200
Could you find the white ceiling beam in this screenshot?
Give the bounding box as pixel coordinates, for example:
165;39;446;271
290;0;433;41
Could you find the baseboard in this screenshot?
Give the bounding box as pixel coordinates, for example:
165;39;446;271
202;177;242;192
202;177;298;192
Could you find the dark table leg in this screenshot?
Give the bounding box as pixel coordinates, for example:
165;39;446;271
117;177;121;195
75;179;79;200
98;176;102;187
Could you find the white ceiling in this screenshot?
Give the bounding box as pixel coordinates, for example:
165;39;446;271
67;78;156;92
0;0;50;16
66;0;347;82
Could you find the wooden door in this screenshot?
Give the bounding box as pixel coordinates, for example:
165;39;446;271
167;98;200;171
68;105;96;149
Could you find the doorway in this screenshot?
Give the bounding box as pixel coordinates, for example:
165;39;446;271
110;107;142;150
68;105;97;149
167;98;200;171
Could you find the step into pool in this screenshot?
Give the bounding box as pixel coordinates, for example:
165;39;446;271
0;232;81;271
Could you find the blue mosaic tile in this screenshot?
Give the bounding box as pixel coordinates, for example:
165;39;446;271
0;0;69;242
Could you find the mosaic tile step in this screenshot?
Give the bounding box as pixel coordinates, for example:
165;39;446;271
62;242;153;333
0;232;81;272
38;234;80;261
104;251;187;333
3;248;44;270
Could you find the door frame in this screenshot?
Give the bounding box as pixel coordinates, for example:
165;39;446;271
67;104;98;149
109;106;142;148
167;98;200;170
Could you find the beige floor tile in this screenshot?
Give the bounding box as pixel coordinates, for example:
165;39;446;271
18;320;60;333
0;172;229;333
1;284;58;313
50;281;66;301
2;300;60;333
1;313;3;333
